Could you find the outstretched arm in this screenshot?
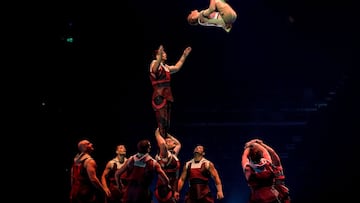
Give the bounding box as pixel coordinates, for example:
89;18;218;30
167;133;181;156
155;128;168;158
167;46;192;73
150;45;164;76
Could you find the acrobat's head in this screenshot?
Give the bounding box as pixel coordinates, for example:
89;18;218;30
77;139;94;154
187;10;200;25
247;143;265;164
137;139;151;154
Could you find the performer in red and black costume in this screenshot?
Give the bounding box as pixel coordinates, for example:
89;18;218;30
154;128;182;203
70;140;106;203
100;145;128;203
245;139;291;203
242;141;281;203
149;44;192;138
114;139;170;203
174;145;224;203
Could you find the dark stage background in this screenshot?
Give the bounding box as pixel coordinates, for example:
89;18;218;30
37;0;356;202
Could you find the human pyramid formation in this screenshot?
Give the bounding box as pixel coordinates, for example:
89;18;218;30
69;1;291;203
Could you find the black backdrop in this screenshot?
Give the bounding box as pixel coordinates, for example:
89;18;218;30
37;0;356;202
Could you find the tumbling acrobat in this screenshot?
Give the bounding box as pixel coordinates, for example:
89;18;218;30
187;0;237;32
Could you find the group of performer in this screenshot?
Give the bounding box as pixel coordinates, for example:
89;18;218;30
69;137;290;203
68;1;291;203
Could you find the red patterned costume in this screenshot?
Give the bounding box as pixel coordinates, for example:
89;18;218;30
155;150;180;203
245;158;280;203
116;153;158;203
183;158;214;203
245;139;291;203
266;153;290;203
70;154;104;203
104;158;127;203
150;63;173;138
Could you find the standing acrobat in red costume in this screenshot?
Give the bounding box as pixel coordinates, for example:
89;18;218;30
149;44;192;138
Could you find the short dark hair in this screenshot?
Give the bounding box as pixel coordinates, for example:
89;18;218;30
137;139;151;154
248;146;263;163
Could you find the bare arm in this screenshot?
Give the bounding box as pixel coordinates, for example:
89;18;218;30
255;143;272;163
243;165;253;181
177;164;187;192
245;139;279;166
115;159;130;188
100;161;112;196
85;159;105;192
155;161;170;185
167;133;181;156
241;147;250;170
260;143;282;168
208;162;224;199
174;164;188;200
244;138;263;149
150;45;164;75
202;0;216;16
155;128;168;158
167;46;192;73
241;148;253;181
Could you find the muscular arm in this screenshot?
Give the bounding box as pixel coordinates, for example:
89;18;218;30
167;46;192;73
208;162;224;199
85;159;105;192
101;161;112;191
245;139;277;164
167;133;181;156
260;143;282;168
241;148;254;181
177;164;188;192
155;128;168;158
241;147;250;170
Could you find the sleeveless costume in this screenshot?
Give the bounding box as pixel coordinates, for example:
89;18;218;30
245;158;280;203
150;63;173;137
105;157;128;203
155;150;180;203
184;158;214;203
121;153;157;203
70;153;104;203
266;150;290;203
